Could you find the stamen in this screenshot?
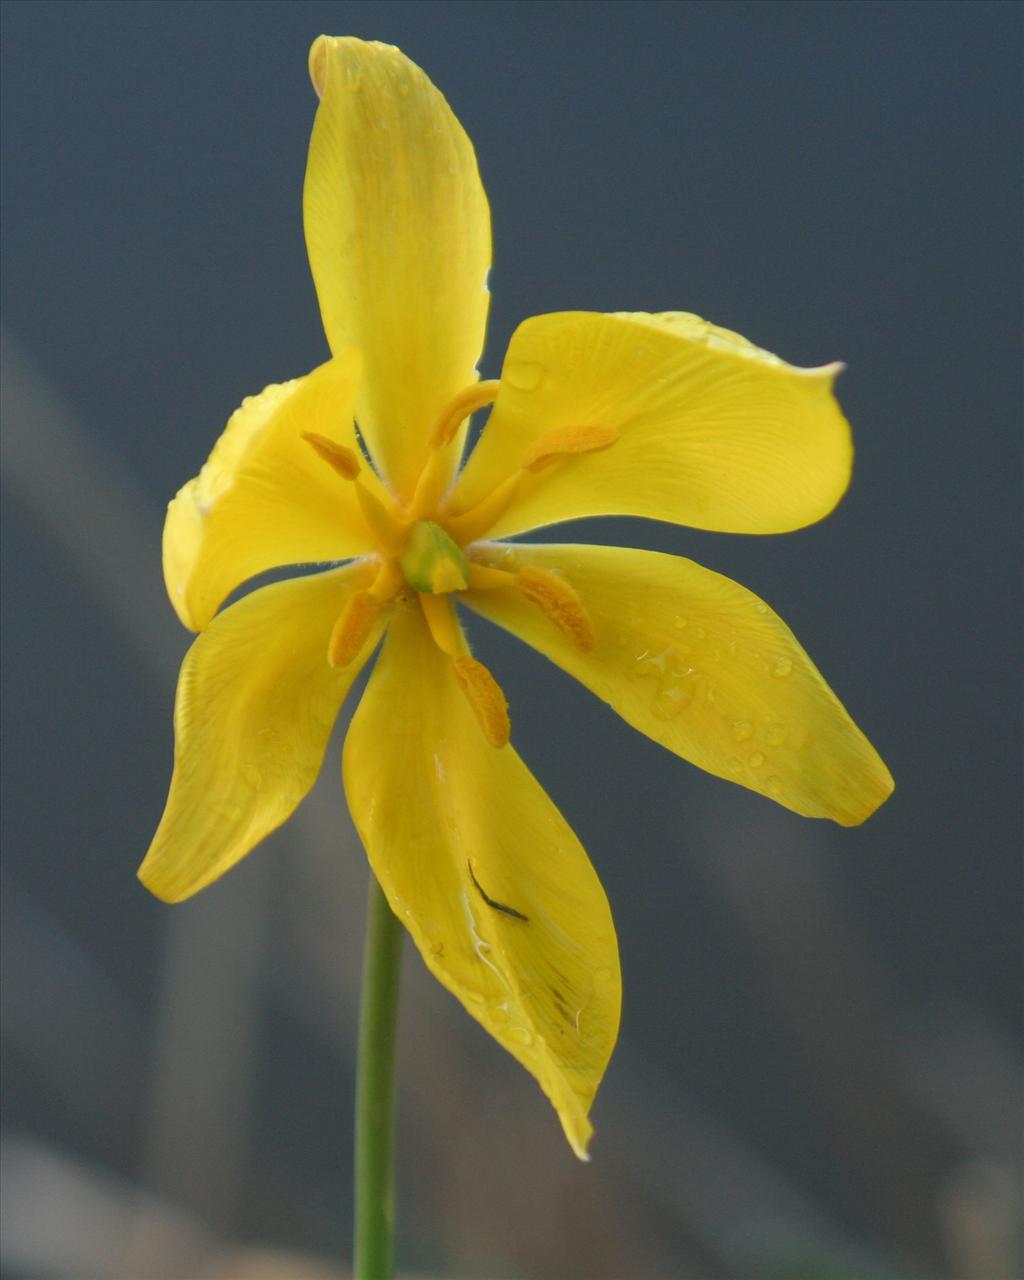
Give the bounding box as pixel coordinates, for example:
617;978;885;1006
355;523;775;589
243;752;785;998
419;593;461;657
303;430;405;550
451;656;510;747
521;424;620;472
327;591;379;667
409;380;502;519
302;432;361;480
326;559;404;667
441;424;620;545
442;471;523;546
427;380;501;449
515;567;594;651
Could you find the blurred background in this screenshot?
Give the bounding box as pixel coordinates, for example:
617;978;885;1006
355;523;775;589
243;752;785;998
2;2;1021;1278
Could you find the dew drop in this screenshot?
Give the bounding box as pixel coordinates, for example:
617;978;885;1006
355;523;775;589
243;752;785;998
692;625;707;641
630;646;670;681
755;602;769;615
731;720;755;742
508;1025;534;1046
673;616;688;630
242;764;263;790
771;656;793;678
652;685;693;720
765;723;788;746
749;751;766;768
503;360;544;391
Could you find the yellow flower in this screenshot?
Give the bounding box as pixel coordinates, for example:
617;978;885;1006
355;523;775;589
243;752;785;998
139;36;893;1158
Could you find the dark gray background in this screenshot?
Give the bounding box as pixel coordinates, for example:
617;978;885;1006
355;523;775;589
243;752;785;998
2;3;1021;1278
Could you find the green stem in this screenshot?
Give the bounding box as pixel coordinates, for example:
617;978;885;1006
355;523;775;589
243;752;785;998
354;875;403;1279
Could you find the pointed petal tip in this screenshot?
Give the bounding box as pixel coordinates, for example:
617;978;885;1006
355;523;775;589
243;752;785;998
837;762;895;827
136;855;187;905
569;1131;593;1162
308;35;332;98
796;358;846;381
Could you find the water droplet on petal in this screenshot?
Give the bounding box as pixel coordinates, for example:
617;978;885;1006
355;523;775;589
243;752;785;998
503;361;544;391
755;602;769;615
508;1025;534;1046
765;723;788;746
732;720;755;742
243;764;262;790
652;687;690;719
749;751;766;768
772;656;793;677
673;616;688;630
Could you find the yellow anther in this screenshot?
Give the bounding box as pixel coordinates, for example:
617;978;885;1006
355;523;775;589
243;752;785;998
420;592;461;657
327;590;380;668
428;379;501;449
516;567;594;651
521;424;620;472
451;656;510;748
302;432;361;480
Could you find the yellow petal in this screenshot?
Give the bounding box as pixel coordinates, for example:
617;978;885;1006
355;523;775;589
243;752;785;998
449;311;851;538
164;353;382;631
304;37;491;501
139;563;383;902
466;544;893;825
343;601;620;1157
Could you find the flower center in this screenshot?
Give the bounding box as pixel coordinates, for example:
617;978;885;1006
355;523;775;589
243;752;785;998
305;379;607;749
